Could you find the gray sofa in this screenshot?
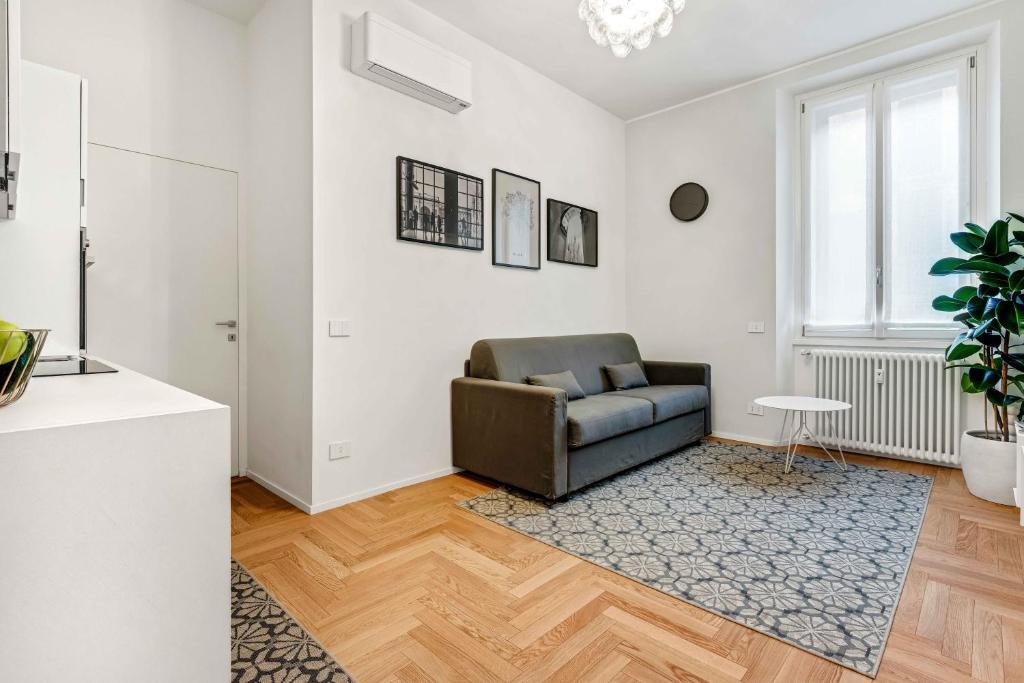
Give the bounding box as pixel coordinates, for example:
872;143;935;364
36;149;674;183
451;333;711;499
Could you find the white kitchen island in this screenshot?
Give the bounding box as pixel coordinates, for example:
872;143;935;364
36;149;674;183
0;363;230;682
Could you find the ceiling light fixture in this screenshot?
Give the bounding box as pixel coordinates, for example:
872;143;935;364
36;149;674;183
578;0;686;58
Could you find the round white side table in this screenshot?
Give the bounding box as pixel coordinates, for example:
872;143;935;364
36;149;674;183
754;395;852;474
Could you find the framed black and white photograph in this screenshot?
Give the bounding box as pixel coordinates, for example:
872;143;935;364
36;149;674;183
397;157;484;251
547;199;598;267
492;169;541;269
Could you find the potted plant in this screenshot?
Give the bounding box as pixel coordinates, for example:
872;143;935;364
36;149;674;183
930;212;1024;505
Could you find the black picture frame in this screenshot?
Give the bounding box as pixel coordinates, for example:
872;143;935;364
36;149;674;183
492;168;541;270
396;156;484;251
547;198;598;268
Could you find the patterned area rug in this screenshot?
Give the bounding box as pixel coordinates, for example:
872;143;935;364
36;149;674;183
461;441;932;676
232;560;354;683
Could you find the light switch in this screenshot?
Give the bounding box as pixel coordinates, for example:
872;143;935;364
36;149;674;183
328;319;352;337
747;321;765;334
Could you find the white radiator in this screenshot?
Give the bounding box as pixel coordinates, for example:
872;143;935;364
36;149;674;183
810;349;961;466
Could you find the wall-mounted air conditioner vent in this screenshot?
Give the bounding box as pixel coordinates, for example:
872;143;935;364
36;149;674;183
351;12;472;114
367;64;458;105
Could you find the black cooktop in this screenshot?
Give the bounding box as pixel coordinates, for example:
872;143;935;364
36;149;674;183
33;357;119;377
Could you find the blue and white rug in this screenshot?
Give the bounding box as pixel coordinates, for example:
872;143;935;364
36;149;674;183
460;441;932;676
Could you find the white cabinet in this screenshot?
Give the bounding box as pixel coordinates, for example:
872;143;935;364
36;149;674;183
0;61;84;355
0;365;230;682
0;0;21;219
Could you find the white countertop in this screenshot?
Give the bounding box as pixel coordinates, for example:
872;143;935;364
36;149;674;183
0;360;224;435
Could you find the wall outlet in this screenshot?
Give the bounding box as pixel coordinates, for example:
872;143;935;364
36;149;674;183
747;402;765;416
747;321;765;334
328;319;352;338
328;441;352;461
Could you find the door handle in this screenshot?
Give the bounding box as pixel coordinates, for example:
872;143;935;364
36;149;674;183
215;320;237;328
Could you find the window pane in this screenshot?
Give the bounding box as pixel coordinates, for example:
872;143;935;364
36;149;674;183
806;90;872;327
885;64;968;326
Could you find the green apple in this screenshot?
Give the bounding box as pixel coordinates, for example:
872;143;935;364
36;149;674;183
0;320;27;365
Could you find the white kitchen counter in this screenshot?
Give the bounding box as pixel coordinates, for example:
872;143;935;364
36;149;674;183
0;363;230;682
0;360;222;433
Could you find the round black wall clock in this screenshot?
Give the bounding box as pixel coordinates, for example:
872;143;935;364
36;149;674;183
670;182;709;222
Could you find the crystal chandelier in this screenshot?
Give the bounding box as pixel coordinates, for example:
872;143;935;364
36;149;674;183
578;0;686;58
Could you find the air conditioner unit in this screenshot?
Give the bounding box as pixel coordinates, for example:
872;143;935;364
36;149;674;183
351;12;472;114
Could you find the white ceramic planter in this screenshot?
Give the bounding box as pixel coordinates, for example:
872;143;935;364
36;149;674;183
960;429;1017;506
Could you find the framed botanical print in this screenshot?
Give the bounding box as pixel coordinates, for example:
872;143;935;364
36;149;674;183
492;169;541;269
547;199;598;267
397;157;484;251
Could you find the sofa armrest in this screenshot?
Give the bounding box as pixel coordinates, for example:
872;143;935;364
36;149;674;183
643;361;711;435
451;377;569;499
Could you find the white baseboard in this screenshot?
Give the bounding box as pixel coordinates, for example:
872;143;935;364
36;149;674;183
308;466;462;515
244;469;314;514
245;466;463;515
711;431;784;448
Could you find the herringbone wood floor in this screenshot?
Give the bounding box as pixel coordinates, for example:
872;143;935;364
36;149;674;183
231;441;1024;682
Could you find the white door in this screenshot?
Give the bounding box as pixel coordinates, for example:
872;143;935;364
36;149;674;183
86;146;240;473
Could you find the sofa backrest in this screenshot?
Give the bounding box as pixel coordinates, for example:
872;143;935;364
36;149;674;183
469;333;643;396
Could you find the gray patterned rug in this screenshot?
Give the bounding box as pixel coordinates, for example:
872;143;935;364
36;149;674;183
232;560;354;683
461;441;932;677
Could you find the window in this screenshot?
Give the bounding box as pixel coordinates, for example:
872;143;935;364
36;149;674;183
800;52;976;338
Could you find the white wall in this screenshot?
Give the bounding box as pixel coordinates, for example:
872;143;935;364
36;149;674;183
21;0;245;171
245;0;315;505
309;0;627;509
627;84;777;444
626;0;1024;445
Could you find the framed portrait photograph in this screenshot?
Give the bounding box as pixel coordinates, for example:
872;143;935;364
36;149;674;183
397;157;484;251
492;169;541;269
547;199;598;267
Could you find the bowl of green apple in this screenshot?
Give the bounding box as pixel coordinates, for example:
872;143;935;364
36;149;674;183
0;321;48;408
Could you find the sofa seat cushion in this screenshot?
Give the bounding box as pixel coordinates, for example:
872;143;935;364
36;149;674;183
567;395;654;448
615;385;709;423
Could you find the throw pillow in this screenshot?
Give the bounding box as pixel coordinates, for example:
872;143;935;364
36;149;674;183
525;370;586;400
604;362;649;390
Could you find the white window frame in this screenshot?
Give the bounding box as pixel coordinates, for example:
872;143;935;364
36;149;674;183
797;47;982;340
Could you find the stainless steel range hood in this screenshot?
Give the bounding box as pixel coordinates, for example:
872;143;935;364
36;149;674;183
0;0;20;220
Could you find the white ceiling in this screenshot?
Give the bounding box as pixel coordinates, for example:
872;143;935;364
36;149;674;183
409;0;992;120
186;0;266;23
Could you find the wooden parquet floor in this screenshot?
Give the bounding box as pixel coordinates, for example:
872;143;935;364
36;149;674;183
231;441;1024;682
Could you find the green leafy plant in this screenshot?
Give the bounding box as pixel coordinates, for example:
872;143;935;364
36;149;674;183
930;212;1024;441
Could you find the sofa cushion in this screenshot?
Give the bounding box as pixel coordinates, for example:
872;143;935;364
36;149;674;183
604;361;649;390
615;385;709;423
567;394;654;448
525;370;586;400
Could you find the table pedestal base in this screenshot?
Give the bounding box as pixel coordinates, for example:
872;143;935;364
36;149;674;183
778;409;848;474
